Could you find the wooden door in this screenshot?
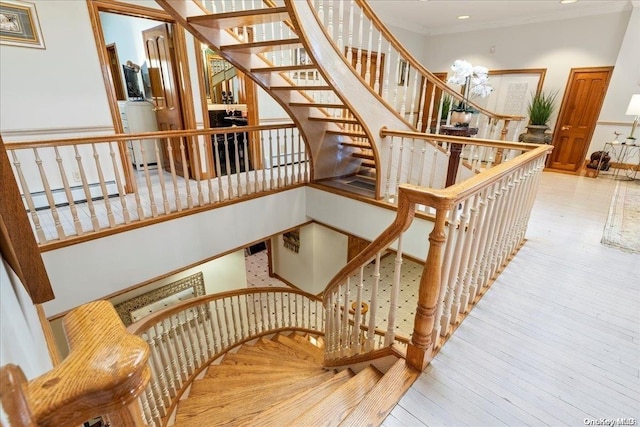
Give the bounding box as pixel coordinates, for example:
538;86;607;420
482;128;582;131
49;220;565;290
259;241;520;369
106;44;126;101
347;48;385;96
142;24;189;176
548;67;613;172
419;72;448;132
348;235;370;262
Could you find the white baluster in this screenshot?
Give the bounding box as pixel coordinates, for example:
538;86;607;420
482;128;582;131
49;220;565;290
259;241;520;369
366;251;381;352
10;150;46;242
385;235;403;346
73;145;101;231
53;146;84;235
91;143;116;227
107;142;130;224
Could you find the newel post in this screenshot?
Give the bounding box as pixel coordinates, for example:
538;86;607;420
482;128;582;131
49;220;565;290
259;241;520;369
406;206;448;371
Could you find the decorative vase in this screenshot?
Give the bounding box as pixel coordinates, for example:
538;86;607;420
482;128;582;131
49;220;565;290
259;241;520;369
450;111;472;126
519;124;552;144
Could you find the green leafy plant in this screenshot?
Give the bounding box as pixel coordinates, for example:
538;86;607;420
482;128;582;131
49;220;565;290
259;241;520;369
441;94;452;120
528;91;558;126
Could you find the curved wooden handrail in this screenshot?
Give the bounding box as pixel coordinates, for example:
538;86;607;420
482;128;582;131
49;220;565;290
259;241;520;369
322;142;551;302
353;0;524;124
127;286;322;334
0;301;150;427
125;287;325;426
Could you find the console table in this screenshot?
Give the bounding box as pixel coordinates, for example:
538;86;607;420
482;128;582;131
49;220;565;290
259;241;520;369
440;126;478;187
596;141;639;180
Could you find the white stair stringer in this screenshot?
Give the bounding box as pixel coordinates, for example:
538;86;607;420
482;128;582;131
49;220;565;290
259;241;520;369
286;1;449;193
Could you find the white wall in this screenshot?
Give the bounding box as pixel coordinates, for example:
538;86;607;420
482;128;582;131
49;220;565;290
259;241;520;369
50;249;247;358
272;223;348;294
0;1;112;134
592;5;640;153
305;187;434;261
0;258;52;426
416;11;632;157
42;187;307;317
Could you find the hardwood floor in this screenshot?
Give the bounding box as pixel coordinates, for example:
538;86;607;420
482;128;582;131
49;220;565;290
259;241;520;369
385;172;640;426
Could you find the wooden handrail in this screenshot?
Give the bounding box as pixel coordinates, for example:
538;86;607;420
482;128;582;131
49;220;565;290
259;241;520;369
128;286;322;334
380;128;545;151
353;0;524;123
0;301;150;427
3;123;296;150
125;286;325;426
322;143;551;301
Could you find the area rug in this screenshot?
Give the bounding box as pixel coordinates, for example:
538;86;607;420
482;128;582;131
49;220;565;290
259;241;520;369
601;179;640;253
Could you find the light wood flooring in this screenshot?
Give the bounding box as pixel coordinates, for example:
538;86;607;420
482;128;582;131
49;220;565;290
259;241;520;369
385;172;640;426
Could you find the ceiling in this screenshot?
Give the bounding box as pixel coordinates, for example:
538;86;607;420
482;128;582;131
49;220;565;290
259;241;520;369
367;0;634;36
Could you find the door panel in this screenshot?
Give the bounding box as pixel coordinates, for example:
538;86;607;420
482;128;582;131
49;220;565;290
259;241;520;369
548;68;612;172
142;24;188;176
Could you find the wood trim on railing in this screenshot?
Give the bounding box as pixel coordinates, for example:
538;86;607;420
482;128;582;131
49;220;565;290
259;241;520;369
0;301;150;427
0;137;54;304
38;182;306;253
36;305;61;366
127;286;322;334
380;128;544;151
352;0;524;123
4;123;297;150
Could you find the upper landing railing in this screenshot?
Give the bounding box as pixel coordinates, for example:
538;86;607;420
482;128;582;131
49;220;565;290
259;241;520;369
310;0;525;140
3;124;309;248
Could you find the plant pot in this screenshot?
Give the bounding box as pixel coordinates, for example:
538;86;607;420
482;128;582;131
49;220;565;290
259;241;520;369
519;124;552;144
450;111;473;125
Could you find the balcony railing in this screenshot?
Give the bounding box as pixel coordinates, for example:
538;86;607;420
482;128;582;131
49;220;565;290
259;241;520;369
5;124;309;246
311;0;525;140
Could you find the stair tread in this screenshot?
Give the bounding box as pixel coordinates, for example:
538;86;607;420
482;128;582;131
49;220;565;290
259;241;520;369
237;343;321;365
176;370;336;425
238;369;355;426
289;365;383;426
341;141;372;149
274;334;324;364
352;152;374;160
289;102;346;109
253;64;318;73
308;116;359;124
254;337;320;363
340;359;420;426
204;363;323;380
272;85;331;91
221;38;301;54
290;332;325;352
327;129;368;138
189;369;326;396
221;351;314;368
188;7;290;30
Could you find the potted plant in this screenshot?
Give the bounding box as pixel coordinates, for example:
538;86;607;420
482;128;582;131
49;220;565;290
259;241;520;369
519;90;558;144
447;59;493;127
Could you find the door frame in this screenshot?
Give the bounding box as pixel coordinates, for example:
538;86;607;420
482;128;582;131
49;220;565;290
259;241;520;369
86;0;197;190
549;66;613;172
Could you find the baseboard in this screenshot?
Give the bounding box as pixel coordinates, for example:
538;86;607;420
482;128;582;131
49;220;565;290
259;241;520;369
27;181;118;211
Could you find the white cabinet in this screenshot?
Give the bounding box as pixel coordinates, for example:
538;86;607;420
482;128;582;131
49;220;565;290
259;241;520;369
118;100;161;169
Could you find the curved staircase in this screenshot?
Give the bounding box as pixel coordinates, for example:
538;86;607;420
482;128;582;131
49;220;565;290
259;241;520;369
174;332;395;426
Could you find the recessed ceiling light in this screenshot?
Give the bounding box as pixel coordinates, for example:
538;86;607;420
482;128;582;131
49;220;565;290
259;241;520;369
560;0;578;4
457;15;470;20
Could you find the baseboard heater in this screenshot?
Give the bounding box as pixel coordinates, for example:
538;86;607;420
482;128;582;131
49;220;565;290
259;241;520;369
26;181;119;211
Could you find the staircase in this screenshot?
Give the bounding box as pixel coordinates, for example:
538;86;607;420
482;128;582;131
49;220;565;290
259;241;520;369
157;0;423;197
173;332;406;426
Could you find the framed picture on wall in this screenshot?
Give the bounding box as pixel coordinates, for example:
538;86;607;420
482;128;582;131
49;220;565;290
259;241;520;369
0;0;45;49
